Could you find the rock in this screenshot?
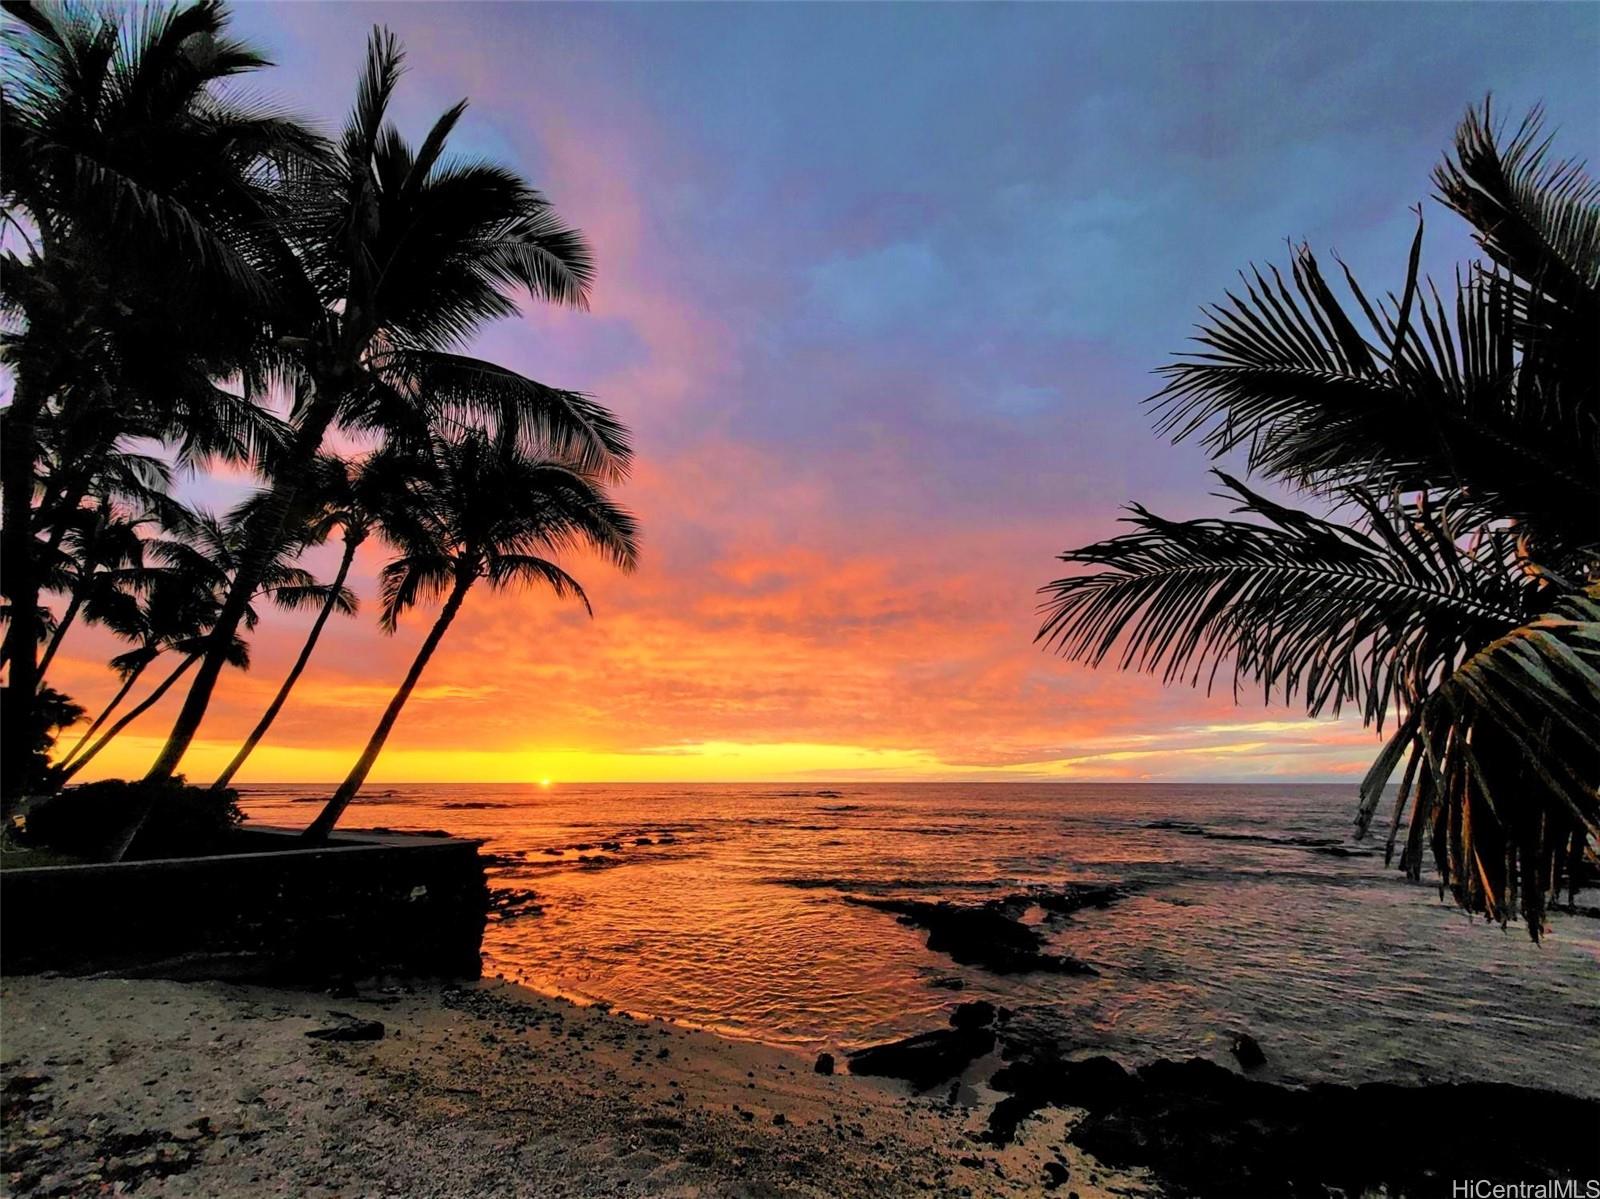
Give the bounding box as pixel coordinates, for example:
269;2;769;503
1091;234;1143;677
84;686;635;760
305;1017;385;1042
1043;1161;1070;1189
986;1051;1600;1197
929;976;966;990
949;1001;997;1031
846;1027;995;1090
985;1056;1137;1144
845;890;1113;975
1230;1033;1266;1070
814;1053;835;1076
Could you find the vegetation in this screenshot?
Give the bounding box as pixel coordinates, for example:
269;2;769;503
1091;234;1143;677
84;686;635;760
1;1;635;847
1039;102;1598;938
20;777;241;860
304;431;638;841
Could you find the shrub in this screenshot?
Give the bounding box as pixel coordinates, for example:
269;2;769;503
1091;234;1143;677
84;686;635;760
22;777;243;862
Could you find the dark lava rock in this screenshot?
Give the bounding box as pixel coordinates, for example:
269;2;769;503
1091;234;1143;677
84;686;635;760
929;976;966;990
1230;1032;1266;1070
985;1055;1136;1144
814;1052;835;1076
846;885;1121;976
488;888;545;922
846;1027;995;1090
305;1017;385;1042
949;1001;997;1031
986;1052;1600;1197
847;897;1097;975
1043;1161;1070;1190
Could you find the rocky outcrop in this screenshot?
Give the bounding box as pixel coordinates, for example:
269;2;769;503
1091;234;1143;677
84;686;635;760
986;1052;1600;1196
1230;1032;1266;1070
846;884;1121;975
846;1027;996;1090
845;1001;1005;1090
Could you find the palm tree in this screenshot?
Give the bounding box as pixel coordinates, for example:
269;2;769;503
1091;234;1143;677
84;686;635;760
211;454;377;788
52;501;337;786
1038;102;1598;939
51;554;223;775
142;26;631;784
303;431;638;842
35;498;173;680
1;0;317;787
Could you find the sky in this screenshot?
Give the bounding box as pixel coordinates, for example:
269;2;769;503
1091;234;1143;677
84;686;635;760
51;1;1600;785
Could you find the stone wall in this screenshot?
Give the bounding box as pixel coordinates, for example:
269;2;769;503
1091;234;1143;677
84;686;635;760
0;828;488;981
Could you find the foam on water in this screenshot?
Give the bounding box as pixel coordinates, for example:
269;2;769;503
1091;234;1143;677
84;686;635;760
240;782;1600;1095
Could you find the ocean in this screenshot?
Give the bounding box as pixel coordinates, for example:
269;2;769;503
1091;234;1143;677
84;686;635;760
238;782;1600;1097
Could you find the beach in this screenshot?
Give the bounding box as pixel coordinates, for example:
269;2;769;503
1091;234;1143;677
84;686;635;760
0;975;1152;1198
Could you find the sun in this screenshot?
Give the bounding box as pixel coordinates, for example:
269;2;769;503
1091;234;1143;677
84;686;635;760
539;778;552;788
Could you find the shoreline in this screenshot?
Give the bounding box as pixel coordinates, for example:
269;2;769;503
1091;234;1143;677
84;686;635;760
0;974;1155;1198
6;973;1598;1197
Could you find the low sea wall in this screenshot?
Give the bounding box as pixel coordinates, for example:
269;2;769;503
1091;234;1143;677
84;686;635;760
0;827;488;981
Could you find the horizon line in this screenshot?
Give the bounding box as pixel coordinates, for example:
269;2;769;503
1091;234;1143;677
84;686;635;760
233;777;1364;787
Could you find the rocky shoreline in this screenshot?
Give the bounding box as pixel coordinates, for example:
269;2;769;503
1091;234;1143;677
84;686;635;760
4;972;1595;1198
1;974;1157;1198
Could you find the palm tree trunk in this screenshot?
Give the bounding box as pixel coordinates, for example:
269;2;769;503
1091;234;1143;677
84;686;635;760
144;397;341;782
2;378;45;793
56;663;148;772
304;575;472;842
37;584;86;682
59;653;199;785
212;534;360;790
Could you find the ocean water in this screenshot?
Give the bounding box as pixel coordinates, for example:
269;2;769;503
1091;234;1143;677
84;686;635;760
238;783;1600;1097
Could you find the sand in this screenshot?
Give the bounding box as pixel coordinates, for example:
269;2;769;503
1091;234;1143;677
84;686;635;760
0;975;1156;1198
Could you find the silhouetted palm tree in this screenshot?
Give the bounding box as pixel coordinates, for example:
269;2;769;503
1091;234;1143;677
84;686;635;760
35;500;155;680
304;431;638;841
211;454;377;788
54;503;334;787
144;26;630;782
1;0;316;786
1039;102;1598;938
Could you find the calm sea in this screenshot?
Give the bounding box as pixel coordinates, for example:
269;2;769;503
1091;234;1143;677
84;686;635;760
238;783;1600;1097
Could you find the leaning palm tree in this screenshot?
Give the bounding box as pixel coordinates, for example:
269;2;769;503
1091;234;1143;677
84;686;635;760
1038;101;1598;939
211;454;379;788
143;26;631;783
52;503;333;786
35;498;173;680
303;431;638;842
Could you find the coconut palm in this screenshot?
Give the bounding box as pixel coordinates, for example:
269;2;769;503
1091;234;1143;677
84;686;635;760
211;454;380;788
1;0;317;786
53;501;341;786
143;26;631;783
303;431;638;841
35;500;155;680
1038;102;1599;939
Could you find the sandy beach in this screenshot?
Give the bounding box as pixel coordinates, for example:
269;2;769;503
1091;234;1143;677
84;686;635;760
1;975;1153;1198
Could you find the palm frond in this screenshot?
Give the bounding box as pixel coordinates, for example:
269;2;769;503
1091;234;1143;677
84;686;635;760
367;349;632;480
1038;473;1527;725
485;553;592;615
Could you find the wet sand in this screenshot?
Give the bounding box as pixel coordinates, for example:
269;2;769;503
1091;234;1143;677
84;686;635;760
0;975;1153;1197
